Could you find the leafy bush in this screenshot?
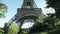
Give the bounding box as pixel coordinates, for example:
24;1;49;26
8;21;19;34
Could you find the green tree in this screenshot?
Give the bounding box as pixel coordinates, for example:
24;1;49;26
0;3;8;18
0;29;4;34
46;0;60;18
28;14;60;34
45;0;60;34
28;16;47;34
8;21;19;34
46;0;60;9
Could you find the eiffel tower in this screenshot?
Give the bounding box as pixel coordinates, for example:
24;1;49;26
8;0;45;34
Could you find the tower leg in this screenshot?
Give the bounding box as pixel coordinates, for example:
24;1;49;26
17;20;23;34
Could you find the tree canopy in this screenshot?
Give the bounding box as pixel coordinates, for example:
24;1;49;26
8;21;19;34
0;3;8;18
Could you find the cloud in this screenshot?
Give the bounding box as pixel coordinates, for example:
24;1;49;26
42;7;55;15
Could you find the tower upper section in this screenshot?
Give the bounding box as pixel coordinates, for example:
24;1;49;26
21;0;37;8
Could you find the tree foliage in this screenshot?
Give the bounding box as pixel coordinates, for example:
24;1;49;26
0;3;8;18
46;0;60;18
0;28;4;34
28;14;60;34
46;0;60;9
45;0;60;33
8;21;19;34
0;29;4;34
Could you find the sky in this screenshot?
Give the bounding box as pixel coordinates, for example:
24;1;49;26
0;0;55;28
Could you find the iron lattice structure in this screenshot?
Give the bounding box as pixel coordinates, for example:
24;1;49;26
8;0;45;34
